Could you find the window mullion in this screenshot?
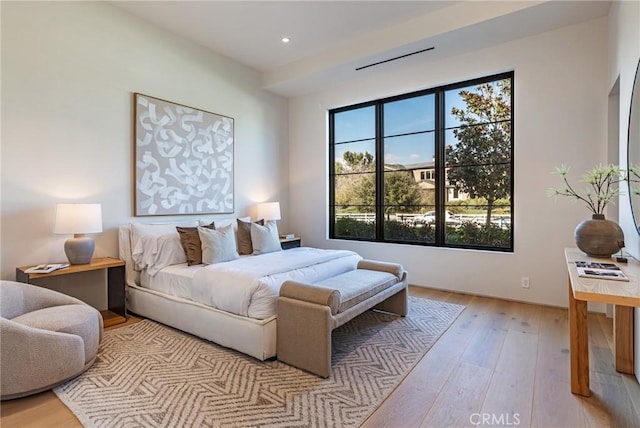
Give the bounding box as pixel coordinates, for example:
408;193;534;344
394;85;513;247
375;103;384;241
328;113;336;239
435;91;445;245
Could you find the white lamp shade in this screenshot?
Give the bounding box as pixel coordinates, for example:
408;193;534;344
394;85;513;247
54;203;103;234
256;202;281;221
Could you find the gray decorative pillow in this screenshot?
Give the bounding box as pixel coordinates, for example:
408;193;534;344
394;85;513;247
237;218;264;255
251;221;282;255
198;224;239;264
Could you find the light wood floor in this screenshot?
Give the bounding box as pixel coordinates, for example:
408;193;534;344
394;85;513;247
2;287;639;427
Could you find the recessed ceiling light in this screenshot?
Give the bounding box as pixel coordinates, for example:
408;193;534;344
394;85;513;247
281;37;290;44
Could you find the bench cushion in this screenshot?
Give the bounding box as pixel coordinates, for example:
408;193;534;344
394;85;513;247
315;269;399;314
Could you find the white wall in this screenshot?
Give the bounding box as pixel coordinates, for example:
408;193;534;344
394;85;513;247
607;0;640;383
1;2;289;287
289;18;609;309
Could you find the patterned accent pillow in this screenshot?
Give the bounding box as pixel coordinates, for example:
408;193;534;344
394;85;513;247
198;224;240;264
251;221;282;255
176;224;213;265
236;218;264;255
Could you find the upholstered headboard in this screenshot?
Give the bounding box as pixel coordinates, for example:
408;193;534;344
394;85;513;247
118;225;139;288
118;218;249;287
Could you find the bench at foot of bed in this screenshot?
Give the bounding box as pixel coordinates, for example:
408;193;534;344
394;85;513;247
276;259;408;377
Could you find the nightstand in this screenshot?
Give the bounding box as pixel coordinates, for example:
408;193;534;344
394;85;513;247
16;257;127;327
280;237;301;250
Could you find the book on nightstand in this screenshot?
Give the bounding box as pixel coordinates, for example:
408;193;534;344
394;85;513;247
575;261;629;281
280;234;295;239
24;263;70;274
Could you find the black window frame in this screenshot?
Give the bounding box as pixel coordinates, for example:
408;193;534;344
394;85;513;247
329;71;514;252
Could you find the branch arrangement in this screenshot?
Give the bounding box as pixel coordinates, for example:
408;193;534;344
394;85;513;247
548;164;627;215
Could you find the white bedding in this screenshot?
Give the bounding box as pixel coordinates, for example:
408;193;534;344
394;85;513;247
140;263;202;295
142;247;361;319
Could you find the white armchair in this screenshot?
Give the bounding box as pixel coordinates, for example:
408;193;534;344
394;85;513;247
0;280;103;400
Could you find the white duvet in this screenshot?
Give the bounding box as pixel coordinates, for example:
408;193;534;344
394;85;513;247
171;247;361;319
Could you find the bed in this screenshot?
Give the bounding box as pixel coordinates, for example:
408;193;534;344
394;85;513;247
118;221;361;360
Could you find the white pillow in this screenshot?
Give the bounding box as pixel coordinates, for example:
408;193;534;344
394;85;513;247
198;225;239;264
135;233;187;276
131;221;197;267
251;221;282;255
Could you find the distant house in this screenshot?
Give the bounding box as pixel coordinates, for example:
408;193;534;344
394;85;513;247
385;161;468;202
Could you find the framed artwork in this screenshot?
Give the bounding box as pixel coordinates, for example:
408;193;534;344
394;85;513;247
134;93;234;216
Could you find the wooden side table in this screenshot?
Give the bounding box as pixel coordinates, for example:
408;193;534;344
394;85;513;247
280;237;301;250
16;257;127;327
565;248;640;396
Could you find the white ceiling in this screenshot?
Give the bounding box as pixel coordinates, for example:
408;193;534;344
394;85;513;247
111;1;611;97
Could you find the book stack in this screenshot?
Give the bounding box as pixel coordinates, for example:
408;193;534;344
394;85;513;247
280;234;295;240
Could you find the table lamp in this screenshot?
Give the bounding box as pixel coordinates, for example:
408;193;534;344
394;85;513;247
256;202;281;222
54;203;103;264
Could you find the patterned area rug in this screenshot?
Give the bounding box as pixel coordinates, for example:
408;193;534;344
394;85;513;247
54;296;464;428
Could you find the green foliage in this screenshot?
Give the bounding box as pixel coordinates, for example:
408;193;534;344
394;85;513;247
447;197;511;214
384;171;423;213
420;189;436;207
445;221;511;248
342;151;374;172
335;152;423;214
384;220;435;242
334;151;376;213
447;79;512;226
335;217;510;248
334;217;375;238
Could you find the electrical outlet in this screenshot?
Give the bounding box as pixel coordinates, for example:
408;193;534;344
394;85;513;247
521;277;530;288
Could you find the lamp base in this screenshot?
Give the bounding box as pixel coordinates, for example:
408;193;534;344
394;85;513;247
64;235;95;265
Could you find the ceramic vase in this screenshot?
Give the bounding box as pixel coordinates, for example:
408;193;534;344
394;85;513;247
574;214;624;258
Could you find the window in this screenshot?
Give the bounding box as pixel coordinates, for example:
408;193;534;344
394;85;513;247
420;170;434;181
329;72;513;251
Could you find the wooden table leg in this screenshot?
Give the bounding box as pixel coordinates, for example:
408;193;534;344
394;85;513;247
614;305;635;375
568;275;590;396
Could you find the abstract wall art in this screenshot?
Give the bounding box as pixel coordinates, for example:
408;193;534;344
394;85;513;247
134;93;234;216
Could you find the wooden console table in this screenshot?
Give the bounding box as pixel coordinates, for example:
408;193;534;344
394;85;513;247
565;248;640;396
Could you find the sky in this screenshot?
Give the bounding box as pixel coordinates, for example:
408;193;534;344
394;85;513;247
333;81;507;166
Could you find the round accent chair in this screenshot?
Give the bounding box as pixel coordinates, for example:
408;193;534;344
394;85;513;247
0;280;103;400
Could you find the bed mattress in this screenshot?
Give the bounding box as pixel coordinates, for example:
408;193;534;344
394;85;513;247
140;247;361;319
